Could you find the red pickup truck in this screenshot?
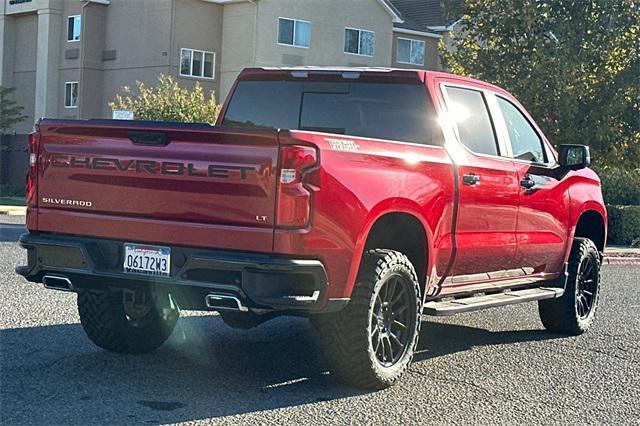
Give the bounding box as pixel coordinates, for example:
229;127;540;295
17;67;606;389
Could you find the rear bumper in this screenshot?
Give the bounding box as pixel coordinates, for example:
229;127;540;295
16;232;348;313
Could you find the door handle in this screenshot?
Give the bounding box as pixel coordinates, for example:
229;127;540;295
520;175;536;189
462;173;480;186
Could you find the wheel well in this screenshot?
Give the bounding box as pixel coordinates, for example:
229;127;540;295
574;210;606;252
363;213;428;295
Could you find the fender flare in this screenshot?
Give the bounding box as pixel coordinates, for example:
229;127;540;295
565;202;608;262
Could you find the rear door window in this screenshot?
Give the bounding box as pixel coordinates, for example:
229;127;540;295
496;96;547;163
222;80;438;145
444;86;499;156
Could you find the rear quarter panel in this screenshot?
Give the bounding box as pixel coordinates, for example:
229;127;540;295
273;131;455;299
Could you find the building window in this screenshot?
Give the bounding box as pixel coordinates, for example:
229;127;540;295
344;28;375;56
397;38;425;65
64;82;78;108
67;15;81;42
180;48;215;79
277;18;311;48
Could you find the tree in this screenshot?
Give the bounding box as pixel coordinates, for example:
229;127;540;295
441;0;465;24
108;75;221;124
441;0;639;168
0;86;28;134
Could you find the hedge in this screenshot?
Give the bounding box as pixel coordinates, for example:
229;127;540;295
594;167;640;206
607;205;640;246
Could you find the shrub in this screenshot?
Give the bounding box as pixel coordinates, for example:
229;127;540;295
0;184;22;197
594;166;640;206
606;205;640;246
108;75;221;124
0;86;28;134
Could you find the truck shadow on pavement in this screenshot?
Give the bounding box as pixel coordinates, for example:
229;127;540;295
0;224;25;242
415;320;557;361
0;314;557;424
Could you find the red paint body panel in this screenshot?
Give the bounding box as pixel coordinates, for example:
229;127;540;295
34;123;279;252
27;69;607;306
449;154;519;280
513;162;572;274
273;131;455;299
565;168;608;257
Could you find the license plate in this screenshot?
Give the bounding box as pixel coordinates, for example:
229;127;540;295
123;243;171;276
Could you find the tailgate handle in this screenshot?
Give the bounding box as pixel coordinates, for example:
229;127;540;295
128;131;170;146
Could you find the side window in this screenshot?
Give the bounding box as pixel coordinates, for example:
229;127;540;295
496;97;546;163
445;86;498;156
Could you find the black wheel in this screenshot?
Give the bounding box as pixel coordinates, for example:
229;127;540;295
77;288;179;354
314;249;422;389
538;237;601;335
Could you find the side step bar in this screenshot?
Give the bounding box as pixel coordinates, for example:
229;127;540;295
424;287;564;316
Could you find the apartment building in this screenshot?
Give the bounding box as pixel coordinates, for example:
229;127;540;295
0;0;445;134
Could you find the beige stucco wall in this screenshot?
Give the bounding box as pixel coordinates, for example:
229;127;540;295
99;0;173;117
219;0;395;100
3;0;445;129
10;14;38;133
219;2;256;100
78;3;107;120
391;32;441;71
0;5;17;89
171;0;223;102
58;0;82;119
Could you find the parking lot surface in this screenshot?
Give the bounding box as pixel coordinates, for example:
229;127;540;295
1;220;638;425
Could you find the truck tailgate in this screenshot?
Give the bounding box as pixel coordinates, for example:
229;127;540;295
34;120;279;252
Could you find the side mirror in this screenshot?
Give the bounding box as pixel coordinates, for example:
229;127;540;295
558;144;590;170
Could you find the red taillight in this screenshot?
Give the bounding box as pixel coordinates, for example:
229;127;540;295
26;132;38;207
276;145;318;228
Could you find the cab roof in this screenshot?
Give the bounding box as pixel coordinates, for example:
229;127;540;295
236;66;507;95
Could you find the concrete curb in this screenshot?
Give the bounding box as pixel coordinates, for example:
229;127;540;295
0;206;27;216
603;257;640;266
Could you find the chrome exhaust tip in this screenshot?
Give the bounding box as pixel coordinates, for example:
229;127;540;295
42;275;74;292
205;293;248;312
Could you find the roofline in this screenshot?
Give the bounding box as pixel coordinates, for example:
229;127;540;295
393;27;443;39
377;0;405;24
427;19;461;32
201;0;404;22
200;0;253;4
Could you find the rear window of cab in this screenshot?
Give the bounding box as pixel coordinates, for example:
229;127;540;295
221;80;439;145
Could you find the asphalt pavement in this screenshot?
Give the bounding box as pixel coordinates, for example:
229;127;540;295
1;219;639;425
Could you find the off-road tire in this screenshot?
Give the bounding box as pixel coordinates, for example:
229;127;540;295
77;288;179;354
315;249;422;389
538;237;601;335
